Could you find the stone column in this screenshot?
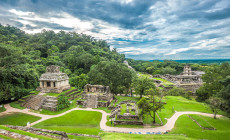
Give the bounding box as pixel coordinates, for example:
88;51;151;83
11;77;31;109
56;82;59;87
44;81;47;88
40;81;43;88
51;81;53;87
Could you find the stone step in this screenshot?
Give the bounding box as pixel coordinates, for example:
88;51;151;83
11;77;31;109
43;102;57;106
45;99;58;102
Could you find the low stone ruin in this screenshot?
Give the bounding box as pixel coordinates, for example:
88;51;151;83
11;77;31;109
110;100;143;125
77;84;113;108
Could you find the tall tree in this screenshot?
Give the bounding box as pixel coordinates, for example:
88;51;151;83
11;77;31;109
88;61;132;94
135;76;155;98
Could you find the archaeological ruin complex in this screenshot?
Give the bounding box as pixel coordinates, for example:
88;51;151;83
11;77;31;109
154;65;205;93
36;65;70;93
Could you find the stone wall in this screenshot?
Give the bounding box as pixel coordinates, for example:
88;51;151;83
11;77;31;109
97;101;109;107
117;114;139;120
114;120;143;125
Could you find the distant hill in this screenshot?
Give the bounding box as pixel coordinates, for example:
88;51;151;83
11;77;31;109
150;59;230;64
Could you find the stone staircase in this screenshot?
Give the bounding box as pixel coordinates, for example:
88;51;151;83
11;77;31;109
41;96;58;111
86;95;97;108
23;95;45;110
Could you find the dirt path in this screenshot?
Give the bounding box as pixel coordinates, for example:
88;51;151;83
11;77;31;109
1;104;222;134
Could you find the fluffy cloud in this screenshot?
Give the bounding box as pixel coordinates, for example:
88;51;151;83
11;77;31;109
0;0;230;60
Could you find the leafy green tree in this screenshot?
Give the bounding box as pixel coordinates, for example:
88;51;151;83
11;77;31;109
137;88;165;123
135;76;155;98
208;96;223;119
88;61;132;94
69;74;89;89
218;76;230;115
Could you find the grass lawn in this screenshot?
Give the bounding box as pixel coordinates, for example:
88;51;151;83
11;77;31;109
0;105;6;113
114;96;139;106
95;107;111;113
99;132;194;140
189;114;214;129
68;135;98;140
170;115;230;140
10;102;25;109
0;112;41;126
45;87;77;97
0;125;53;140
157;96;226;125
34;110;102;135
0;134;14;140
153;77;174;87
120;103;135;115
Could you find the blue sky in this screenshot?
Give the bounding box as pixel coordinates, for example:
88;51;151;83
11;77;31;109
0;0;230;60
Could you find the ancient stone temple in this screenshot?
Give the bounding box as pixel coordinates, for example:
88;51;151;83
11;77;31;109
36;65;70;93
77;84;113;108
181;65;192;76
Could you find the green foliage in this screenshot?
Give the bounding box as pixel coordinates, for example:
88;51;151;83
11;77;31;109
0;112;41;126
69;74;88;89
127;59;185;75
0;105;6;113
138;88;165;123
0;24;125;103
57;96;70;110
208;96;223;119
196;62;230;102
218;76;230;115
134;76;155;98
166;87;186;96
88;61;132;94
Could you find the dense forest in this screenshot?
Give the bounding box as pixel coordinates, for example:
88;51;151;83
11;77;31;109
0;24;230;116
0;24;126;102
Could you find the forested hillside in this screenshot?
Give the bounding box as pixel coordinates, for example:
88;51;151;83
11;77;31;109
0;24;126;103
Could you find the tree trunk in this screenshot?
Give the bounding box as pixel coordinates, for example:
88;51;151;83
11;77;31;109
131;89;133;97
153;112;156;124
214;112;216;119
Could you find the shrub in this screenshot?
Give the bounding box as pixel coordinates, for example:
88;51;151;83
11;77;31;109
57;96;70;110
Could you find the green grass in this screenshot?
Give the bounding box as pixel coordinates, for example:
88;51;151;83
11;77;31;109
10;102;25;109
99;132;194;140
29;90;40;95
114;96;139;106
153;77;174;87
189;114;214;129
34;110;102;135
68;135;98;140
0;112;41;126
170;115;230;140
157;96;226;125
0;125;53;140
45;87;76;97
120;103;135;115
0;106;6;113
94;107;111;113
0;134;14;140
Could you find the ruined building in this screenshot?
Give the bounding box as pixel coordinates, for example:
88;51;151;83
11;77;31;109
77;84;113;108
36;65;70;93
154;65;204;93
